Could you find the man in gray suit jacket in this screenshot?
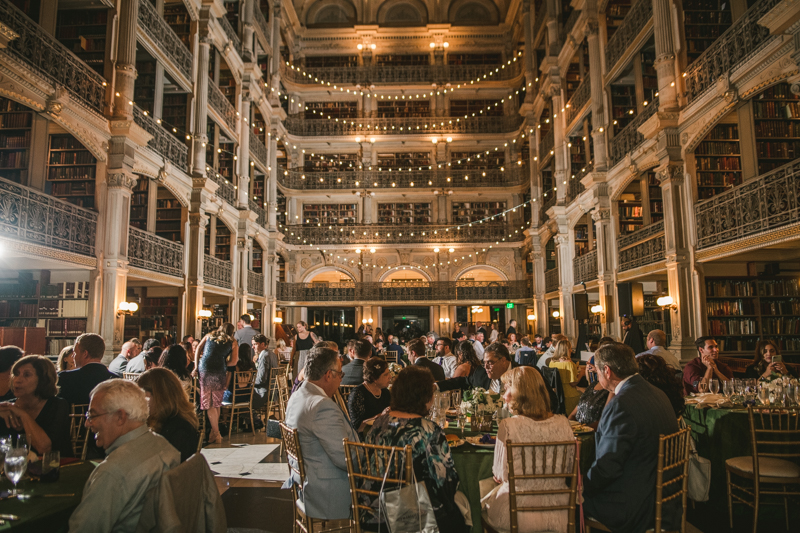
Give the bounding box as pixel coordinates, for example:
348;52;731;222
584;343;681;533
283;347;359;520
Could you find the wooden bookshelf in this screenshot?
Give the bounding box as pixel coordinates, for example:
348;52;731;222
0;97;32;185
141;296;179;339
305;101;358;119
162;92;189;141
47;134;97;210
218;142;235;181
605;0;632;40
378;203;432;224
304;153;360;171
214;219;231;262
218;66;236;107
224;1;239;31
694;123;741;200
252;242;263;273
570;136;587;177
683;0;733;67
130;177;148;230
201;303;229;336
303;203;358;225
610;84;636;131
163;3;191;49
449;100;504;117
276;190;287;227
155;188;185;243
645;171;663;224
134;58;157;115
451;151;504;170
574;223;589;256
56;8;108;79
447;53;501;66
377;100;430;119
374;55;429;66
640;294;669;346
641;50;657;105
304;56;359;68
452;201;506;224
618;179;643;235
753;82;800;174
377;152;430;169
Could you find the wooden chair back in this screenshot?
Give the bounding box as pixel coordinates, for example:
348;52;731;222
265;367;284;420
69;404;90;460
339;384;358;405
276;372;291;420
221;371;256;438
343;439;413;533
505;439;580;533
655;427;691;533
384;350;399;364
748;406;800;469
334;391;351;421
123;372;141;382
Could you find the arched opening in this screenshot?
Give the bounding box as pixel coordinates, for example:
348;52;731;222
457;267;505;282
377;0;428;26
448;0;499;26
382;268;429;282
307;268;355;284
306;0;357;28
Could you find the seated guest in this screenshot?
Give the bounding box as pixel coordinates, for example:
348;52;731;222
537;334;567;369
158;345;193;394
69;379;180;532
432;337;458;379
58;333;117;406
745;339;794;380
515;337;537;367
683;336;733;394
223;344;255;403
483;366;574;532
637;353;685;418
584;343;681;532
274;338;292;365
548;340;581;414
137;368;200;462
283;347;359;520
568;377;613;430
342;340;372;385
407;338;446;382
56;345;76;373
636;329;681;369
348;357;392;431
452;340;482;379
385;335;403;359
180;342;195;372
622;317;646;355
532;334;545;352
0;346;24;402
251;334;278;412
108;339;141;377
143;348;161;372
127;338;160;374
0;355;71;456
365;366;468;533
438;343;513;394
472;332;486;360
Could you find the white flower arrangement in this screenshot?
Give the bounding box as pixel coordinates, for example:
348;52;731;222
460;387;503;416
388;363;403;378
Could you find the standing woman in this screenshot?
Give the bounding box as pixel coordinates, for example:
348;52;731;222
290;321;318;380
193;323;239;444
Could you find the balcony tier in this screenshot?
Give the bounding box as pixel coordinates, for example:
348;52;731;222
284;115;524;137
283;223;527;246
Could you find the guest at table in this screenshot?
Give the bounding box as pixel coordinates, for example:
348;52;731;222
347;357;392;431
137;368;200;462
0;355;72;457
548;340;581;414
432;337;458;379
472;331;486;360
158;345;193;395
108;340;140;377
274;338;291;366
636;329;681;370
532;334;545;352
0;346;24;402
568;377;612;429
408;338;446;382
745;339;794;380
482;366;574;532
127;338;160;374
364;366;469;533
637;353;685;418
251;334;278;413
142;347;162;372
342;339;372;385
537;334;567;369
193;324;239;444
452;340;482;379
56;344;76;373
58;333;117;406
683;336;733;395
515;337;538;367
584;343;681;533
70;379;180;532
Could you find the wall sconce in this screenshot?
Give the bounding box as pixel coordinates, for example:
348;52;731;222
368;318;374;324
591;305;604;315
657;296;678;311
197;309;212;319
527;314;536;321
438;317;451;324
274;317;283;324
117;302;138;317
552;310;561;319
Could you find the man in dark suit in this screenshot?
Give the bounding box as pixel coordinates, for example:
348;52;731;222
621;317;646;355
341;340;372;385
584;343;681;533
58;333;117;406
407;338;445;382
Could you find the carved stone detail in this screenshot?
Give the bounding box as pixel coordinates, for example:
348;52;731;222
108;173;137;190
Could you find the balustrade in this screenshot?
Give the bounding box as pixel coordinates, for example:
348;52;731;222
218;16;242;54
248;270;264;296
608;102;658;167
276;280;531;303
0;0;105;114
540;193;557;223
567;162;592;204
207;169;237;207
617;221;665;271
533;3;547;36
208;78;238;133
695;160;800;250
545;268;560;293
540;128;555;160
565;75;591;129
0;177;97;257
128;226;184;278
605;0;653;73
249;134;267;167
283;114;523;137
573;249;598;284
137;0;192;82
283;223;525;246
563;9;581;38
204;254;232;288
249;199;267;227
252;4;270;52
133;107;188;170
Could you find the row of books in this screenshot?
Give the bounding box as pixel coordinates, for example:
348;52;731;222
0;113;31;129
755;141;799;159
40;282;90;299
49;338;75;354
0;151;28;168
752;101;800;119
707;299;756;316
47;167;95;181
50;182;95;195
708;319;758;335
0;131;30;148
696;173;740;187
707;280;755;297
0;302;37;318
754;121;800;137
761;318;800;335
696;156;740;170
38;299;89;318
694;141;739;155
759;279;800;296
761;300;800;315
47;318;88;337
49;151;95;165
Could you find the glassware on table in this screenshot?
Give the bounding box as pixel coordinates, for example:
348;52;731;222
456;408;468;435
14;434;27;453
698;382;709;394
41;451;60;483
758;384;769;406
4;448;27;496
722;380;733;399
0;438;9;476
709;379;719;395
450;391;461;410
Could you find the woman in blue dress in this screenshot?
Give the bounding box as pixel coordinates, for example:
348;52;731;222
193;323;238;443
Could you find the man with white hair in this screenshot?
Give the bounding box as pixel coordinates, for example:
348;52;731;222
69;379;180;532
108;339;141;377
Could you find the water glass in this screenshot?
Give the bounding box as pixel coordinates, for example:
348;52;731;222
41;451;60;483
15;434;27;453
722;380;733;399
457;408;467;435
709;379;719;395
758;384;769;406
4;448;27;496
450;391;461;409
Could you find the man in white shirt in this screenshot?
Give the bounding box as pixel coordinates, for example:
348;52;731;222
432;337;458;379
472;332;485;360
234;314;257;347
636;329;681;369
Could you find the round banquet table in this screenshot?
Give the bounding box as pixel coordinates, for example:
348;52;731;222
444;420;595;533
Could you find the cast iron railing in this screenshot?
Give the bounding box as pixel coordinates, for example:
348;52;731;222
565;75;591;128
564;9;581;37
204;254;232;288
137;0;192;82
276;280;531;303
253;4;270;51
248;270;264;296
540;192;557;223
534;3;547;36
695;159;800;250
249;133;267;167
0;0;105;114
283;223;525;246
218;16;242;53
567;162;592;204
208;77;237;133
133;106;188;170
284;114;523;136
0;177;97;257
540;127;555;160
618;220;665;271
573;249;598;284
128;226;184;278
207;168;237;207
609;101;658;167
545;267;560;293
249;199;267;227
605;0;653;73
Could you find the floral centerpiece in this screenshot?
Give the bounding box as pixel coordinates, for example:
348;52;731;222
460;388;502;431
387;363;404;384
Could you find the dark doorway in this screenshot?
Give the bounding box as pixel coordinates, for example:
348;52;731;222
381;307;430;343
306;307;356;350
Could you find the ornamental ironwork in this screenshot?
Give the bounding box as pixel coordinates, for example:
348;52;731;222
218;16;242;54
565;75;591;129
207;168;237;207
248;270;264;296
540;128;555;159
204;254;232;288
279;166;529;190
618;221;665;271
563;9;581;38
533;3;547;36
684;0;778;105
283;223;526;246
573;249;598;284
249;199;267;227
137;0;193;82
540;193;557;223
208;77;238;133
252;5;270;52
604;0;653;73
0;177;97;257
276;280;531;303
608;101;658;167
567;162;592;204
545;267;559;293
133;106;188;170
249;133;267;167
695;160;800;250
284;114;523;137
0;0;105;114
128;226;184;278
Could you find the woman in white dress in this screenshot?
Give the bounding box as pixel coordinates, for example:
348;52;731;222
482;366;575;532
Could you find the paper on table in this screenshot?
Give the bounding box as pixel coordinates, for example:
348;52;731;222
685;393;732;409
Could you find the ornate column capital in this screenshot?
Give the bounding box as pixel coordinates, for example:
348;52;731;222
591;208;611;223
108;173;137;191
657;163;685;184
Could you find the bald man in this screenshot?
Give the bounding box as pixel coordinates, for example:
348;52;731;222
108;340;141;377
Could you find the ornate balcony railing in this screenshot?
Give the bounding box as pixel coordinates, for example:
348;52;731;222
540;128;555;160
564;9;581;37
204;254;232;288
248;270;264;296
252;4;270;52
567;162;592;204
249;199;267;227
0;177;97;257
573;249;598;284
279;166;529;190
283;223;525;246
695;159;800;250
277;280;532;303
218;16;242;53
208;78;237;133
128;226;184;278
0;0;105;114
684;0;778;105
249;133;267;167
533;3;547;36
280;61;523;86
605;0;653;73
133;106;188;170
565;75;591;128
618;221;665;272
207;169;237;207
545;268;560;293
609;101;658;167
137;0;192;82
540;192;557;223
284;114;523;137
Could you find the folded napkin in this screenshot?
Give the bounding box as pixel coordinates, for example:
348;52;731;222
685;393;732;409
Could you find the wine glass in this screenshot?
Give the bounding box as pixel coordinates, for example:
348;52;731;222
4;447;27;496
450;391;461;410
15;434;28;453
758;384;769;405
698;382;709;394
710;379;720;395
723;380;733;399
457;407;467;435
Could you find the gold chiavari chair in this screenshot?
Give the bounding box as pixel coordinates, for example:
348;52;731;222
384;350;399;364
342;439;413;533
69;404;91;460
265;366;284;421
220;370;256;439
123;372;141;382
189;376;207;452
276;373;291;421
338;385;358;406
333;391;351;422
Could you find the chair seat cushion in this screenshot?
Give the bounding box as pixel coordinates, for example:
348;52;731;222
480;509;559;533
221;402;250;407
726;456;800;479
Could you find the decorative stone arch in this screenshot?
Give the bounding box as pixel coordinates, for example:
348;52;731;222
377;265;432;282
454;264;509;281
215;210;239;237
305;0;358;27
448;0;499;26
376;0;429;26
610;161;660;202
302;265;357;283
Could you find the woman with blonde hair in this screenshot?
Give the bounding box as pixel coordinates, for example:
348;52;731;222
274;338;291;365
548;339;581;413
193;323;239;443
56;345;75;372
482;366;574;532
138;368;200;462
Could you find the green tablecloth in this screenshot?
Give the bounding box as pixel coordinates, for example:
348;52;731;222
0;461;95;532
